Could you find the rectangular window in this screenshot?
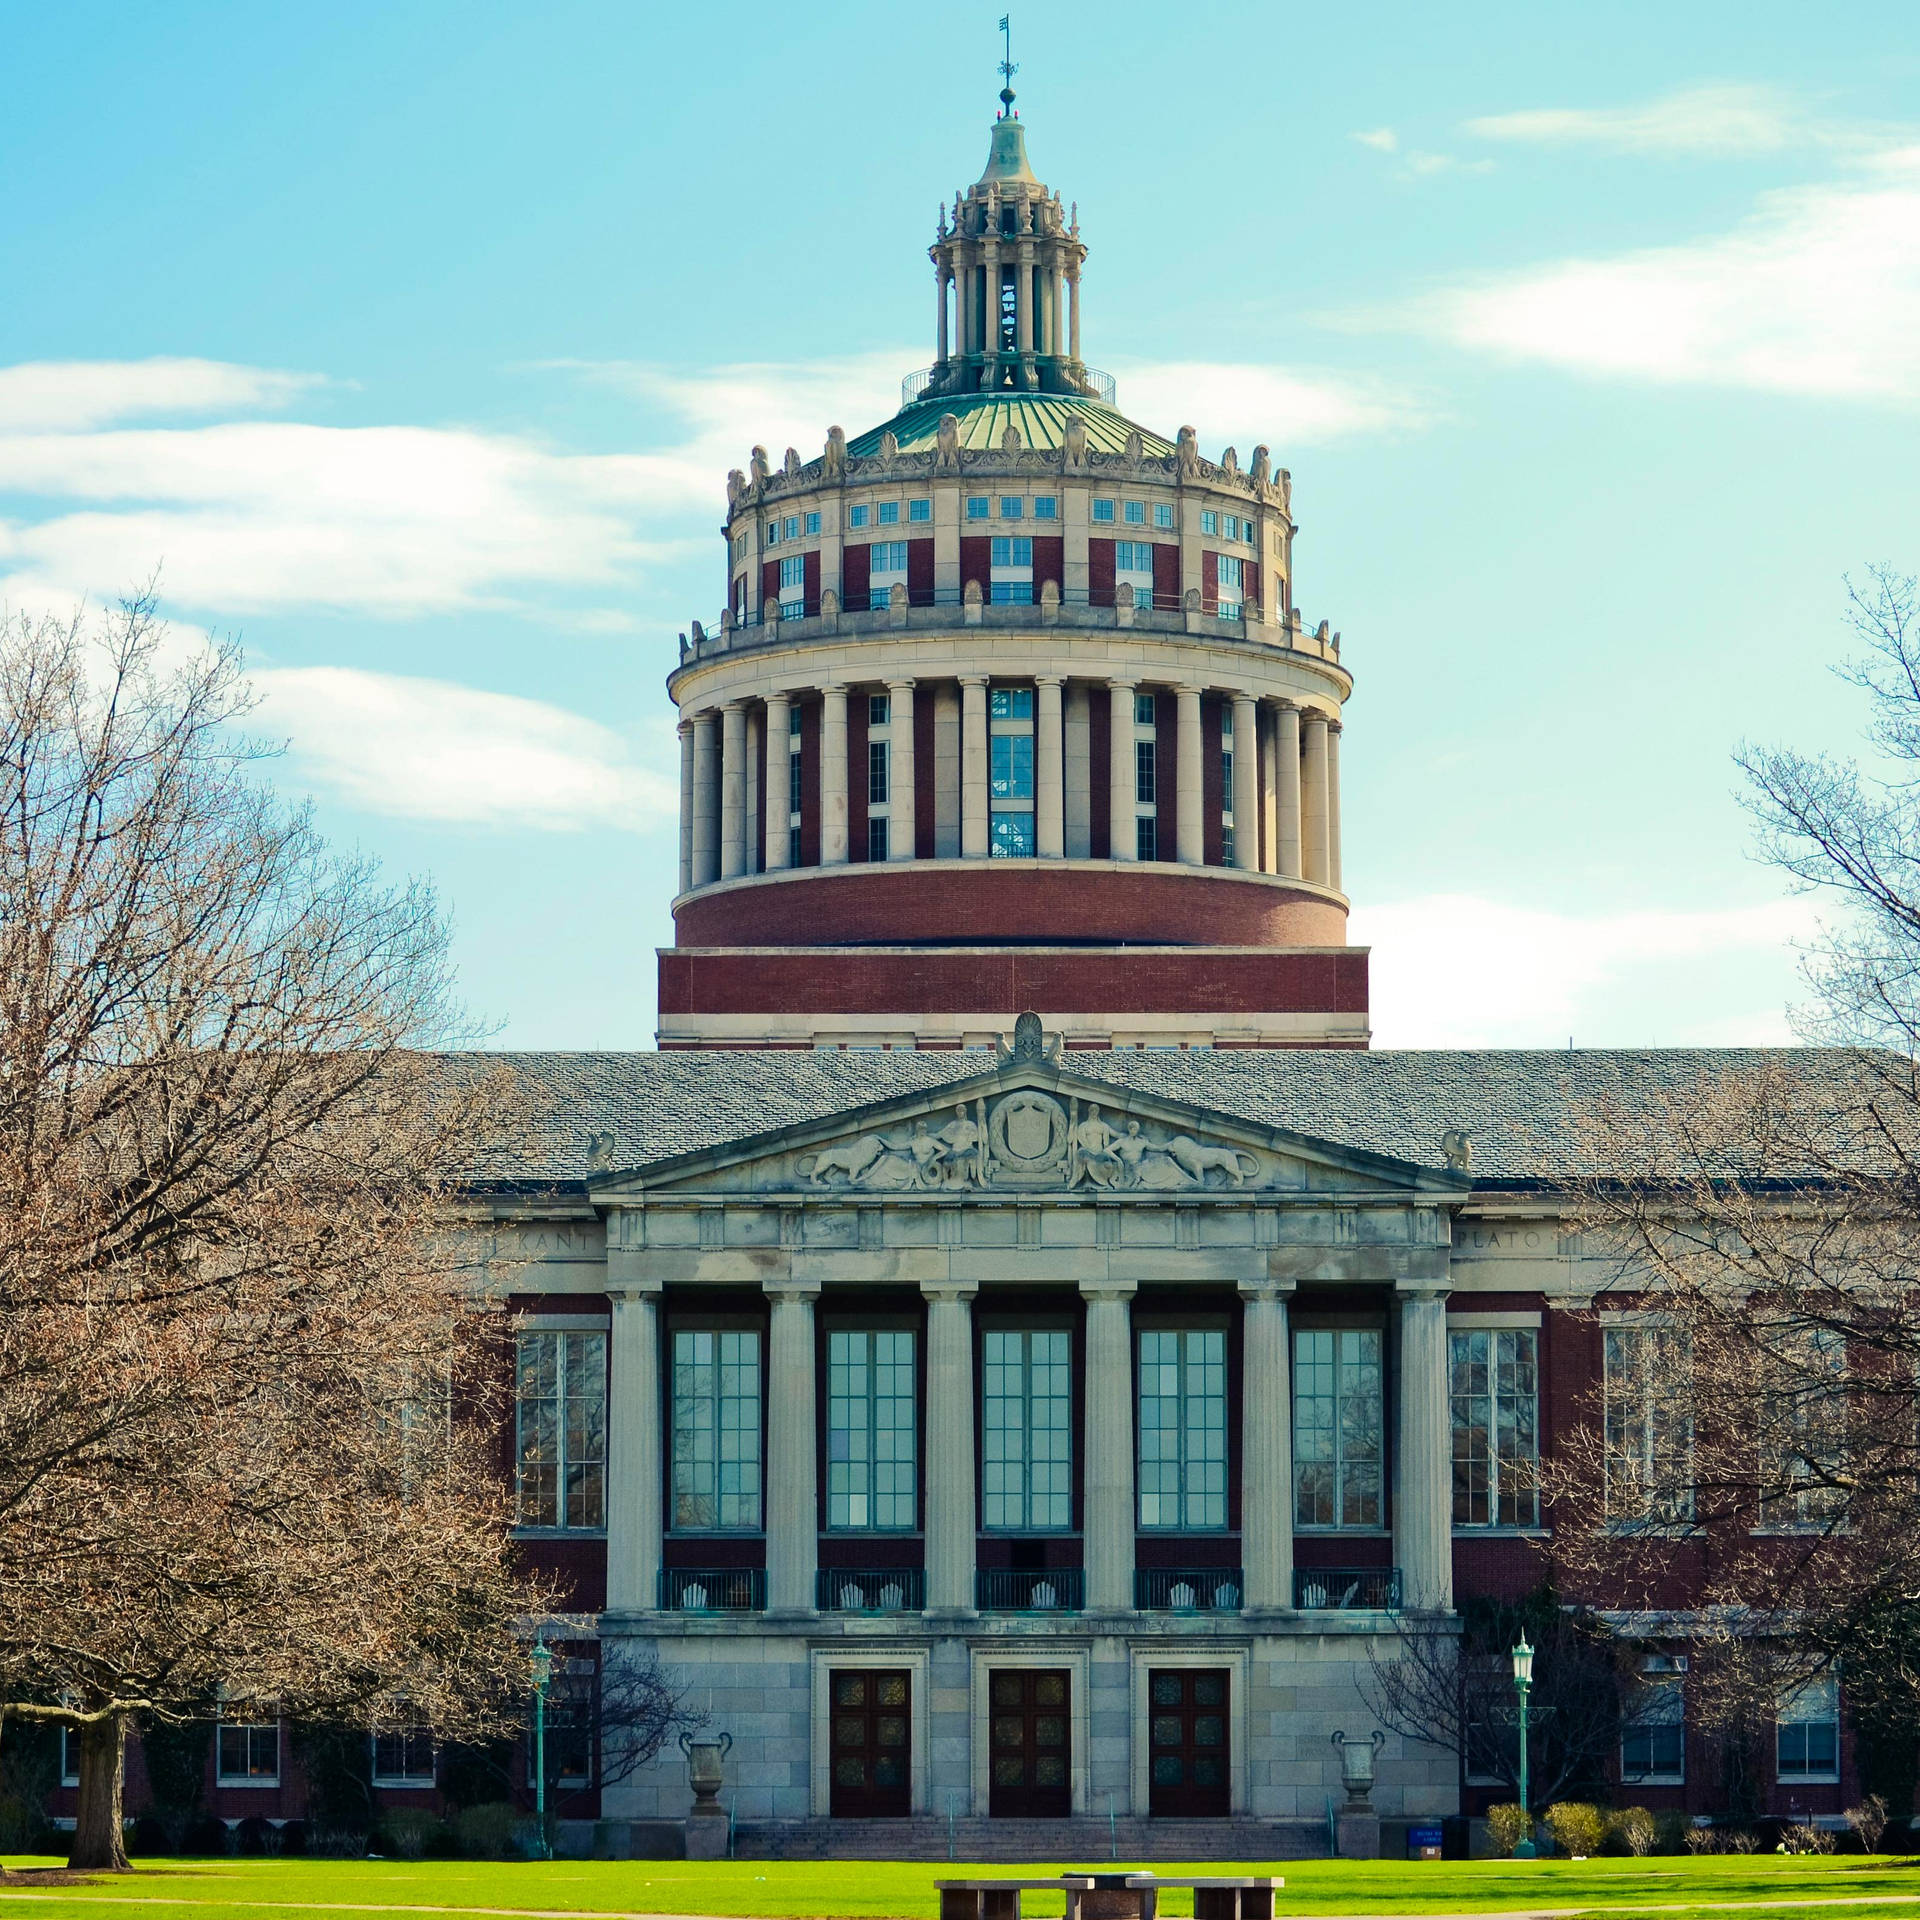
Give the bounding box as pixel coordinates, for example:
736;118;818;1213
1220;748;1232;796
789;824;802;865
967;496;991;519
783;515;799;540
535;1654;595;1788
1124;499;1145;524
1000;496;1024;519
217;1722;281;1786
990;812;1036;856
59;1728;79;1788
868;740;889;806
1136;815;1158;860
371;1727;435;1787
878;500;900;524
991;536;1034;567
1137;1327;1228;1529
1217;554;1243;592
1450;1328;1539;1528
1034;496;1058;520
990;580;1034;604
805;511;821;535
1622;1667;1686;1784
991;734;1035;800
867;815;888;861
1777;1674;1840;1781
1092;498;1116;522
982;1328;1072;1529
1201;510;1218;535
789;747;803;815
765;521;778;544
909;497;931;522
1603;1323;1692;1522
869;693;890;727
1115;540;1154;573
991;686;1034;720
515;1330;607;1530
1761;1324;1848;1530
1135;739;1156;805
1154;503;1173;528
872;540;909;572
849;504;870;529
1223;515;1239;540
778;555;805;590
1293;1328;1383;1528
672;1328;762;1531
1135;691;1156;727
1220;823;1234;866
827;1329;917;1530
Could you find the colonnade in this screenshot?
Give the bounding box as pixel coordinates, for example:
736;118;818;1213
677;677;1343;894
601;1277;1455;1618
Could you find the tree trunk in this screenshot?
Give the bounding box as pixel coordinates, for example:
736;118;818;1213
69;1714;130;1871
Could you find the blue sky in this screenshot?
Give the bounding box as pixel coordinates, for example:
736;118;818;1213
3;0;1917;1048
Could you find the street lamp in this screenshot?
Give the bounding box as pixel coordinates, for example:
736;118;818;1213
529;1639;554;1861
1511;1636;1536;1859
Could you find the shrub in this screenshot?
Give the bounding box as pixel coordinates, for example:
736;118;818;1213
235;1815;276;1855
1546;1802;1609;1859
1611;1807;1658;1856
127;1815;171;1857
307;1829;369;1859
1654;1810;1693;1854
1778;1822;1836;1855
453;1801;520;1861
182;1815;232;1855
1847;1794;1890;1853
1485;1803;1533;1856
375;1808;441;1861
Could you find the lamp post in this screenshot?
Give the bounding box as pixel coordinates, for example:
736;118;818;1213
529;1639;554;1861
1511;1636;1536;1858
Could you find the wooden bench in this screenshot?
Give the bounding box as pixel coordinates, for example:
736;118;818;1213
937;1873;1281;1920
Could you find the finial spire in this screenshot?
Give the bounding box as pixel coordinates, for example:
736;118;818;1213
997;13;1018;117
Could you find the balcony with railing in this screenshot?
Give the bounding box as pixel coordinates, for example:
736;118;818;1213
1293;1567;1401;1612
659;1566;766;1613
976;1567;1086;1613
1135;1567;1245;1613
816;1568;925;1614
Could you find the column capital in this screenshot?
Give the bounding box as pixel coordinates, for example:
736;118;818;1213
1302;705;1331;726
1034;672;1065;687
1328;717;1344;735
1237;1277;1297;1301
606;1277;665;1302
1176;681;1204;697
766;1278;823;1302
720;695;745;712
885;676;918;693
821;681;848;697
1077;1277;1138;1301
676;715;693;735
919;1278;979;1302
1268;696;1298;712
1106;675;1136;691
958;671;990;687
1395;1279;1450;1300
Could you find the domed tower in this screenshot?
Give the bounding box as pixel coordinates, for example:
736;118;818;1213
662;108;1363;1051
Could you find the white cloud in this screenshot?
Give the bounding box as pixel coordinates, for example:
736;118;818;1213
1112;360;1425;450
1464;83;1805;158
1401;147;1920;400
1352;894;1816;1047
1352;128;1398;154
0;357;324;431
252;666;677;832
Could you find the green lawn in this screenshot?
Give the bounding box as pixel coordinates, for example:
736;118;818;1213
2;1853;1919;1920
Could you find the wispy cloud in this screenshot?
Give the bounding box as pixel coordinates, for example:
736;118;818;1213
0;357;325;432
252;666;677;833
1352;128;1398;154
1353;894;1814;1047
1465;83;1806;158
1350;125;1493;181
1386;146;1920;400
1111;360;1427;449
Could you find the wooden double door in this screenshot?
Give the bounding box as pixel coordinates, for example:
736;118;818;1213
830;1668;910;1817
1148;1668;1230;1817
989;1668;1071;1817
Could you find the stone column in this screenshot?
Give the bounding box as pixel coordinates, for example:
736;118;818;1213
1328;719;1344;894
922;1282;979;1612
1108;680;1137;861
936;268;949;363
1068;268;1081;361
1238;1281;1294;1611
763;691;792;871
888;679;916;860
1258;708;1278;875
1015;246;1034;354
1231;692;1260;870
1396;1286;1454;1612
677;719;694;895
1176;684;1204;866
1082;1280;1137;1612
1051;263;1065;356
1035;674;1065;858
690;710;719;888
1301;709;1331;888
821;684;849;866
1274;702;1303;880
743;705;761;876
720;700;747;880
605;1279;664;1612
960;674;989;859
766;1282;821;1613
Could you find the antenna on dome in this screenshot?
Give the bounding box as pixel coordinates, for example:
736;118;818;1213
997;13;1018;118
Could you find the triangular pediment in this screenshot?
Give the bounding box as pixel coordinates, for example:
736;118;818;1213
588;1056;1465;1205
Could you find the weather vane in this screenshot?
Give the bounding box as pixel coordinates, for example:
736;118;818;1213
997;13;1018;117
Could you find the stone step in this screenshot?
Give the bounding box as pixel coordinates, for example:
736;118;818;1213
732;1815;1327;1862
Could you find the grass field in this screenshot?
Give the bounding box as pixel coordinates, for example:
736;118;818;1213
4;1854;1920;1920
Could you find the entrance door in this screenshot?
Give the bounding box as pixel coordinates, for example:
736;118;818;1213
989;1668;1072;1817
830;1669;911;1817
1148;1668;1230;1818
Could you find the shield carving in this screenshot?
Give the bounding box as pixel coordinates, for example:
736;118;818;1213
990;1091;1066;1177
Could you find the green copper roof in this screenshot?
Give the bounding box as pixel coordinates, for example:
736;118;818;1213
846;392;1174;460
978;116;1038;184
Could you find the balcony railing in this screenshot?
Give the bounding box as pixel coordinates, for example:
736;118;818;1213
977;1567;1085;1613
899;364;1118;408
1135;1567;1244;1612
817;1567;925;1613
1293;1567;1401;1612
659;1566;766;1613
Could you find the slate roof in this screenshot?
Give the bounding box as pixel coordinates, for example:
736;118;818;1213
846;392;1175;460
455;1047;1880;1196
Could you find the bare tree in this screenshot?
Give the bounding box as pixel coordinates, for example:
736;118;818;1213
0;596;543;1868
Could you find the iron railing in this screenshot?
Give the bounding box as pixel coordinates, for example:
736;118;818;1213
976;1567;1085;1613
1293;1567;1401;1612
1135;1568;1245;1612
659;1567;766;1613
816;1568;925;1613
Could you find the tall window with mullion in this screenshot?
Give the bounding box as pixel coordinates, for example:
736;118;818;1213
1293;1328;1382;1528
1449;1328;1539;1527
515;1330;607;1530
982;1328;1072;1530
672;1328;762;1531
827;1329;917;1530
1137;1327;1228;1529
1759;1324;1847;1530
1602;1322;1692;1523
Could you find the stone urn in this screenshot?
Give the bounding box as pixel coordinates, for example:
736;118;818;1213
1330;1729;1385;1861
680;1730;732;1812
